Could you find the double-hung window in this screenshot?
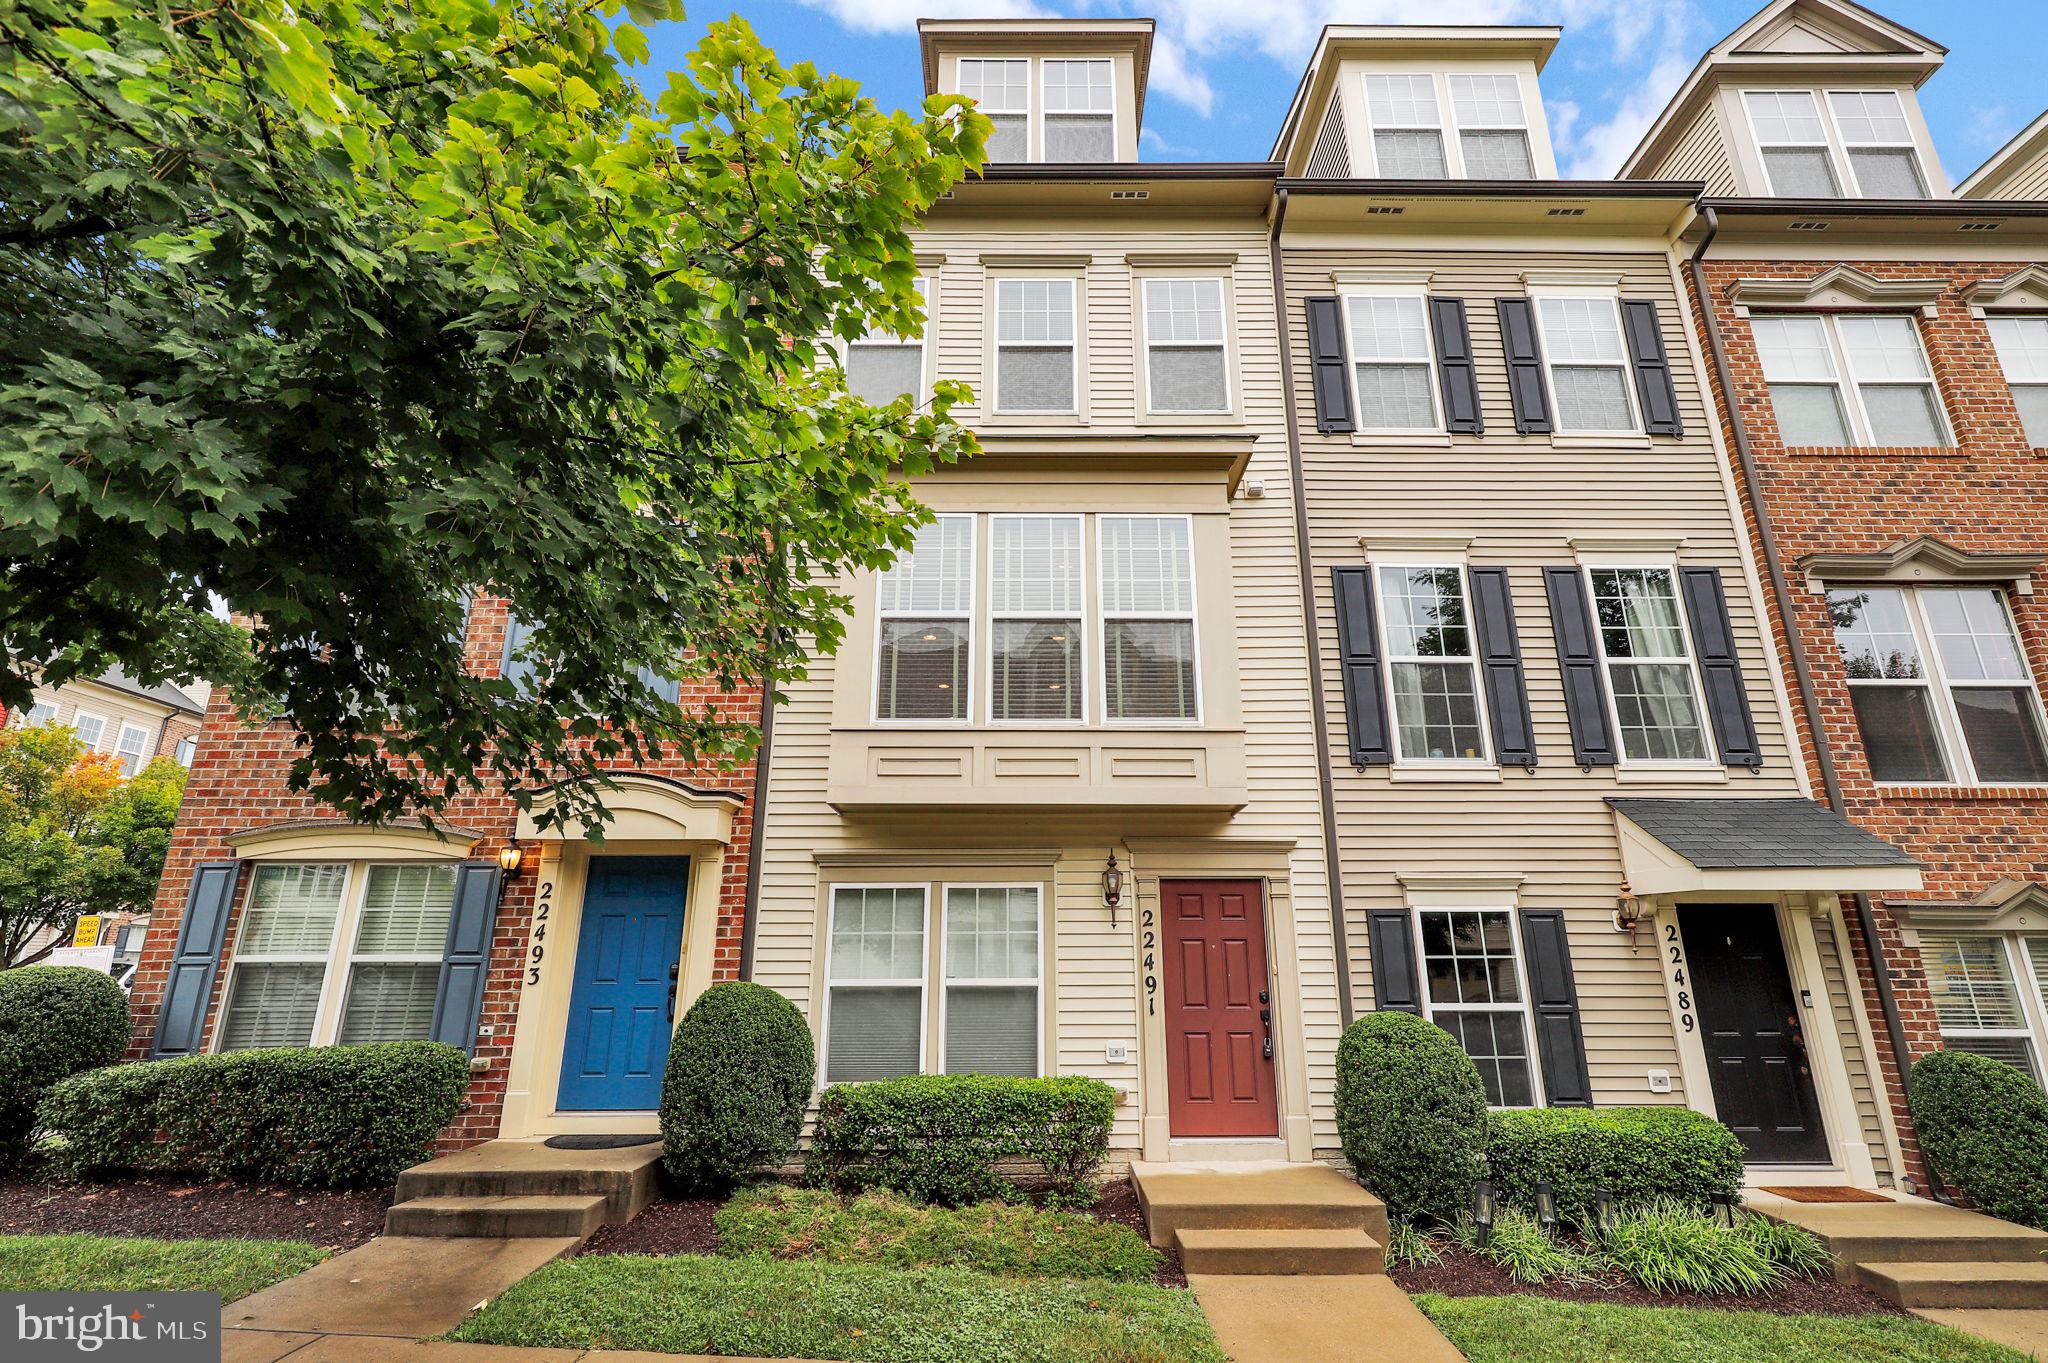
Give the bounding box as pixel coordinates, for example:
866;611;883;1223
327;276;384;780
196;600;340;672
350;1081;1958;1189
875;515;975;722
1744;89;1930;198
1377;566;1488;762
174;734;197;766
844;278;927;406
1750;313;1949;447
1365;74;1448;178
1987;316;2048;447
823;885;929;1083
1534;296;1637;433
1745;90;1841;196
1449;74;1534;179
990;516;1083;723
1142;278;1229;413
1586;566;1711;763
219;864;349;1050
1042;59;1113;162
957;59;1029;161
1920;933;2048;1079
1346;294;1439;431
338;865;455;1044
71;711;107;750
114;723;151;777
1100;515;1199;723
22;700;55;727
1827;91;1927;197
994;278;1077;414
942;885;1041;1076
1417;908;1537;1107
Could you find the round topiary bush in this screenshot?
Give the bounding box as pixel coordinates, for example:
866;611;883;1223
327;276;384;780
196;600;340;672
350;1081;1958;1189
660;981;815;1193
1909;1047;2048;1230
0;965;132;1166
1334;1010;1488;1227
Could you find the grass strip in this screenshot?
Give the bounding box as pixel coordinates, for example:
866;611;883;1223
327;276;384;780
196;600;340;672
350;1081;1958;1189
0;1233;326;1303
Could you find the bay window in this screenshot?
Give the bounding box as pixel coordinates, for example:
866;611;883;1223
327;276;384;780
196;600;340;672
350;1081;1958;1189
1417;907;1538;1107
1142;278;1230;413
875;516;975;723
990;516;1083;723
1377;565;1487;763
1586;566;1711;763
994;278;1078;414
1750;313;1950;447
1100;516;1199;723
1987;315;2048;447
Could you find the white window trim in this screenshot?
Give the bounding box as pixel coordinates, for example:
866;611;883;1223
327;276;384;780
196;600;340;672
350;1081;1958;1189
335;866;455;1046
216;863;356;1052
840;274;933;407
70;709;109;750
1531;289;1642;436
1824;88;1929;198
991;275;1081;417
1097;513;1204;727
1923;931;2047;1079
1372;559;1494;768
985;513;1087;728
113;722;152;776
1754;311;1952;448
1582;562;1717;768
1742;88;1931;200
21;700;57;728
936;881;1046;1078
1447;73;1534;178
1834;584;2048;789
1342;288;1444;435
1361;71;1450;178
1411;904;1545;1109
1140;276;1232;416
1039;57;1117;165
818;882;932;1087
1987;314;2048;448
872;513;977;728
958;56;1031;160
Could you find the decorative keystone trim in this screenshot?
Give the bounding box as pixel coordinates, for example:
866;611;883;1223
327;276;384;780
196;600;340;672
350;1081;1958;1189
1964;265;2048;316
1724;265;1942;318
1798;535;2041;595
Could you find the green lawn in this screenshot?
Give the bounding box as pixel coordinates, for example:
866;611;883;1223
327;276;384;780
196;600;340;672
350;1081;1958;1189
1415;1294;2030;1363
448;1252;1227;1363
0;1234;327;1303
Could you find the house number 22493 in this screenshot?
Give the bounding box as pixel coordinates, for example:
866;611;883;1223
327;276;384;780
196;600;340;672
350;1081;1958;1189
526;881;552;987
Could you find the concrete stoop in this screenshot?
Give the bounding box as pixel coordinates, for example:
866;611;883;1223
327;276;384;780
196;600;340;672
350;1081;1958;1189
1134;1161;1389;1276
1751;1191;2048;1311
385;1139;662;1241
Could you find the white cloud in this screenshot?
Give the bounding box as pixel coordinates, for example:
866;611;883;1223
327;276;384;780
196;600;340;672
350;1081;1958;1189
1140;126;1203;158
1146;34;1215;119
1967;103;2016;153
794;0;1047;33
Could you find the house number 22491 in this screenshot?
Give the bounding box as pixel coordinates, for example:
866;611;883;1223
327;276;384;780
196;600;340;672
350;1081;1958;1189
1141;907;1158;1016
526;881;552;987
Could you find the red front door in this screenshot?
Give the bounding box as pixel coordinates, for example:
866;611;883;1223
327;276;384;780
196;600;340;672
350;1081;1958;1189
1161;879;1279;1137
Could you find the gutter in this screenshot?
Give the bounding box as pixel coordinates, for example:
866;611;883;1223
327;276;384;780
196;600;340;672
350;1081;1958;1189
1269;185;1356;1023
970;162;1283;183
1686;205;1931;1195
1277;177;1703;199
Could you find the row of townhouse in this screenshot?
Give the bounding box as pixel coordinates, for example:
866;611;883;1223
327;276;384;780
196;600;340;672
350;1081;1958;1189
120;0;2048;1192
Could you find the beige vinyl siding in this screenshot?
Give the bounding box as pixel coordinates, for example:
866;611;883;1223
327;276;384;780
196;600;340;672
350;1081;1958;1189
1985;151;2048;200
1307;100;1352;179
1657;102;1739;195
1285;244;1803;1109
1812;912;1894;1183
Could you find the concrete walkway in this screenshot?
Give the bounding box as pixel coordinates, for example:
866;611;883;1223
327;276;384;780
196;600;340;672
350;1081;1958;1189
1913;1310;2048;1360
1189;1274;1467;1363
227;1235;582;1339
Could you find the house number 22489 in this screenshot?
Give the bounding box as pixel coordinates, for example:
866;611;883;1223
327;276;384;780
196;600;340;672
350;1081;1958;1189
526;881;552;987
1665;922;1695;1034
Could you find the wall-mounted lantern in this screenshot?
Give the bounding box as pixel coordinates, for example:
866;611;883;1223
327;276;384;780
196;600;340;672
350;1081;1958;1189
1101;850;1125;928
497;844;525;876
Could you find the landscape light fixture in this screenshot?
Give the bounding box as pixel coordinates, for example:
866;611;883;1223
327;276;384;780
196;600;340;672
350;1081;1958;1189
1471;1178;1497;1249
1710;1193;1737;1229
1593;1189;1618;1244
1534;1180;1558;1233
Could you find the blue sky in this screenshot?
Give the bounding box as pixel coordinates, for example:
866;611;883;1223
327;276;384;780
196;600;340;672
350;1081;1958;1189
637;2;2048;183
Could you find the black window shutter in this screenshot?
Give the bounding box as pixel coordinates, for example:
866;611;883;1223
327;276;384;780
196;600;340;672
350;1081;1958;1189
1680;566;1763;769
1467;567;1537;770
1305;295;1356;434
1519;909;1593;1106
1367;910;1423;1015
1620;299;1684;437
152;861;240;1057
1428;297;1484;434
1496;297;1554;435
1330;565;1392;765
431;860;505;1054
1542;566;1618;768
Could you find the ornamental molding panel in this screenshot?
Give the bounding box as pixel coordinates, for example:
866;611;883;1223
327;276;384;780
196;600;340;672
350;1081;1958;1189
514;772;742;845
226;819;483;863
1798;536;2040;595
1888;878;2048;933
1724;264;1942;317
1963;265;2048;315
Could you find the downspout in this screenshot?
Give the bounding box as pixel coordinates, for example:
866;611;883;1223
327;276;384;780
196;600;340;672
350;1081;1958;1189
1270;185;1356;1022
1686;205;1927;1191
737;639;775;982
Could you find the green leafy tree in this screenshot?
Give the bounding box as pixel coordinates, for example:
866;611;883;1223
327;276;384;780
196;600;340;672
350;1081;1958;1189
0;0;986;833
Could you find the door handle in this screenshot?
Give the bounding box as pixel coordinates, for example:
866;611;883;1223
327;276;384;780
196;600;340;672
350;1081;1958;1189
667;964;680;1021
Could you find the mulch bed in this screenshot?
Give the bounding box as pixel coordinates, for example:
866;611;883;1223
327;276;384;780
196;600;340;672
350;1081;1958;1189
0;1165;391;1253
1088;1177;1187;1289
1390;1241;1905;1317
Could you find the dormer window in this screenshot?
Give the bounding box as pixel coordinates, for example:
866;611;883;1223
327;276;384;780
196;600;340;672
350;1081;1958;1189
1042;59;1114;161
1449;74;1534;179
1363;71;1534;180
958;58;1029;161
1366;74;1447;177
1746;91;1840;195
1828;91;1927;197
1742;88;1929;199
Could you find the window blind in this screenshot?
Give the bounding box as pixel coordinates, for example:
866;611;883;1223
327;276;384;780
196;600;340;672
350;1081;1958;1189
238;864;347;954
218;962;324;1049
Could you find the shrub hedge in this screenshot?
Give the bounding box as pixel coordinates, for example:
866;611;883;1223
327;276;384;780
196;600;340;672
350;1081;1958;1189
1333;1010;1488;1226
1485;1107;1744;1218
0;966;132;1166
1909;1048;2048;1230
39;1041;468;1187
660;982;814;1193
806;1073;1115;1206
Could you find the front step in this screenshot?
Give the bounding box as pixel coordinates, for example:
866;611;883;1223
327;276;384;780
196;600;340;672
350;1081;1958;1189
1133;1163;1389;1252
1857;1261;2048;1310
393;1139;662;1226
385;1194;609;1240
1176;1227;1384;1276
1826;1231;2048;1265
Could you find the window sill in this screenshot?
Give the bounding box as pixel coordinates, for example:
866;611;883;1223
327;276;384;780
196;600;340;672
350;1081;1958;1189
1386;765;1503;784
1351;431;1453;449
1613;763;1729;785
1548;433;1655;451
1781;444;1963;459
1139;411;1243;428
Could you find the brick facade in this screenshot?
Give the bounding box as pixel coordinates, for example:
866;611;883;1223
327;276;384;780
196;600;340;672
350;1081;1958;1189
124;597;760;1151
1690;256;2048;1187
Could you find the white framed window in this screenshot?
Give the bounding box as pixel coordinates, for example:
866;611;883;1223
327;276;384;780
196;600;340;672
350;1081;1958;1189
1743;88;1931;199
1827;90;1927;197
1585;566;1712;763
1376;565;1489;763
70;710;108;750
993;277;1078;415
1533;294;1638;434
20;700;56;727
1365;73;1447;178
1345;293;1440;431
989;515;1084;724
1921;933;2047;1079
1042;58;1114;162
1744;90;1842;196
174;734;197;766
843;277;928;406
1099;515;1200;723
1750;313;1950;447
957;58;1029;161
1416;907;1539;1107
337;864;455;1044
1987;315;2048;447
113;723;151;777
822;884;929;1084
1142;278;1230;414
219;864;350;1050
940;884;1042;1076
874;515;975;724
1449;73;1534;179
1827;585;2048;785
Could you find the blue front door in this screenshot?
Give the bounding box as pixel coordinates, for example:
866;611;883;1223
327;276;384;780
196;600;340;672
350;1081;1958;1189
558;856;690;1111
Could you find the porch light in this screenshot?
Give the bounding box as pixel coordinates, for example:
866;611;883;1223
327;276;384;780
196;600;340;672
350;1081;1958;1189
1593;1189;1618;1244
1101;850;1125;927
1534;1180;1558;1233
1613;889;1644;933
1710;1193;1737;1229
1471;1178;1497;1249
497;844;525;876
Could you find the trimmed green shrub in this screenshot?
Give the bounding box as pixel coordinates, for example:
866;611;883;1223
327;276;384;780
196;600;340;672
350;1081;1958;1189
1909;1048;2048;1230
1334;1010;1488;1226
0;966;132;1166
806;1073;1115;1207
715;1185;1163;1281
38;1041;467;1187
660;982;814;1193
1601;1199;1781;1295
1486;1107;1744;1218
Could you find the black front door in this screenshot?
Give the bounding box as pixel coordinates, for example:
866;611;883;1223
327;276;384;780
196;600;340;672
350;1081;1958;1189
1679;906;1829;1164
